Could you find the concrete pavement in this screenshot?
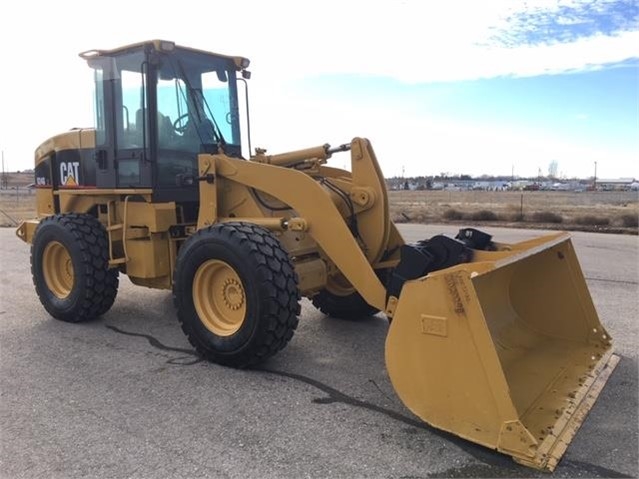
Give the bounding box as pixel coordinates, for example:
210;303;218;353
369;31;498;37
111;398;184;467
1;225;637;478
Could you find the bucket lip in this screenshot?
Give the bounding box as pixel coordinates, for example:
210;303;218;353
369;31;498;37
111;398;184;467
494;233;571;267
421;232;573;280
513;351;620;472
462;232;572;276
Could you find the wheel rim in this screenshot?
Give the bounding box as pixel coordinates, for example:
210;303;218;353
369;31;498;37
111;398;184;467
42;241;74;299
326;273;356;297
193;259;247;336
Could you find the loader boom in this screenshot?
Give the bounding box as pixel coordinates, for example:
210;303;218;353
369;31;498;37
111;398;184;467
196;139;391;312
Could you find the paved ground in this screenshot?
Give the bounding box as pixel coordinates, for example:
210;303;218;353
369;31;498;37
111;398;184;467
1;225;637;478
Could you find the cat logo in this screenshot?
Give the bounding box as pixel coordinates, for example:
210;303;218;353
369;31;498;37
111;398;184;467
60;162;80;186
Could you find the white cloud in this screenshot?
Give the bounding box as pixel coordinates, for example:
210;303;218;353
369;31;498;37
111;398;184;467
0;0;637;177
226;0;638;82
248;88;638;180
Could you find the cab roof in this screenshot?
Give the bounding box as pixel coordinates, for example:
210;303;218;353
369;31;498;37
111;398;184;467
78;39;250;71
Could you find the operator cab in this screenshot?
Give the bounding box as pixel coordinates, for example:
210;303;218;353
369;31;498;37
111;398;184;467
81;40;250;202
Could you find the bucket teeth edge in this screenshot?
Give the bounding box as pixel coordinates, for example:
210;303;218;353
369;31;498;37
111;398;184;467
513;353;620;472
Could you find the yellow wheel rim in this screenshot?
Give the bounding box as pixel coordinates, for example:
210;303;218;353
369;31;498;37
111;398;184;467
42;241;74;299
193;259;246;336
326;273;356;297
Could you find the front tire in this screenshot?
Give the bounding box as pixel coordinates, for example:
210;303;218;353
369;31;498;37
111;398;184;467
311;288;378;320
173;222;300;368
31;213;119;322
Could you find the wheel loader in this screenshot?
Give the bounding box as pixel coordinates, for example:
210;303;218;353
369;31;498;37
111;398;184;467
16;40;618;471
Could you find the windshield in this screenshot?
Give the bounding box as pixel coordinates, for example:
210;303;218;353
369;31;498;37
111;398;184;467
156;49;241;153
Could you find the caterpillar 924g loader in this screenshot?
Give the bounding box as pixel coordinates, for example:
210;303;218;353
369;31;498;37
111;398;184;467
16;40;618;471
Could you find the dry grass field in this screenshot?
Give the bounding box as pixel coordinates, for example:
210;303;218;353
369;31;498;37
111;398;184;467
1;172;637;234
389;189;639;233
0;194;36;226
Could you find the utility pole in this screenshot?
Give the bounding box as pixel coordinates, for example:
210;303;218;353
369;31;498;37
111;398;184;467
593;161;597;190
1;150;6;190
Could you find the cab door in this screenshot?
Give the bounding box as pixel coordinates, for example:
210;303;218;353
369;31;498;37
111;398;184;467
113;68;152;188
93;50;152;189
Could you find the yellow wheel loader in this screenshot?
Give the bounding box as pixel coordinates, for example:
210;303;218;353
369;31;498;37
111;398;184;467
16;40;618;471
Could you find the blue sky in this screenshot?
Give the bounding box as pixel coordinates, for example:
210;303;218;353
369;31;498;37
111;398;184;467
0;0;637;179
292;62;637;178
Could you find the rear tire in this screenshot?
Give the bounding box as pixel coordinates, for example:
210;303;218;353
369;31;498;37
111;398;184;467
173;222;300;368
31;213;119;322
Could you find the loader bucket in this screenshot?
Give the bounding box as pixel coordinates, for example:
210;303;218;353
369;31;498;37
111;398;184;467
385;232;618;471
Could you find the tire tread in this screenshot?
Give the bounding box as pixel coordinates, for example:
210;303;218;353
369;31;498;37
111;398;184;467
173;222;300;367
31;213;119;322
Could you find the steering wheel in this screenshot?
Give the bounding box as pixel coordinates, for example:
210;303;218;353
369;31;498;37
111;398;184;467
172;113;190;134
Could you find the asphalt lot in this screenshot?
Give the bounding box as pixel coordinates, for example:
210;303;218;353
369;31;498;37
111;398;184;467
1;224;637;479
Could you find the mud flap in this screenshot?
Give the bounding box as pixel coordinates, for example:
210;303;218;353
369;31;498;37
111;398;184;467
385;232;618;471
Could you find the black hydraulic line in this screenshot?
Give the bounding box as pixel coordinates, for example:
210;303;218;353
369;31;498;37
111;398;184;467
251;188;291;211
320;178;361;240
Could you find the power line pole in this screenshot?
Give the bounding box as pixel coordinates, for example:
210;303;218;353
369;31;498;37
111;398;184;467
1;150;7;190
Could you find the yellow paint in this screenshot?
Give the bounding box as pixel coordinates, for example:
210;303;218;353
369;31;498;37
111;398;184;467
385;233;617;470
193;259;247;336
42;241;74;299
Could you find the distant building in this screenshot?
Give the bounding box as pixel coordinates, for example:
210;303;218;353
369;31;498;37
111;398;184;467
596;178;637;191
